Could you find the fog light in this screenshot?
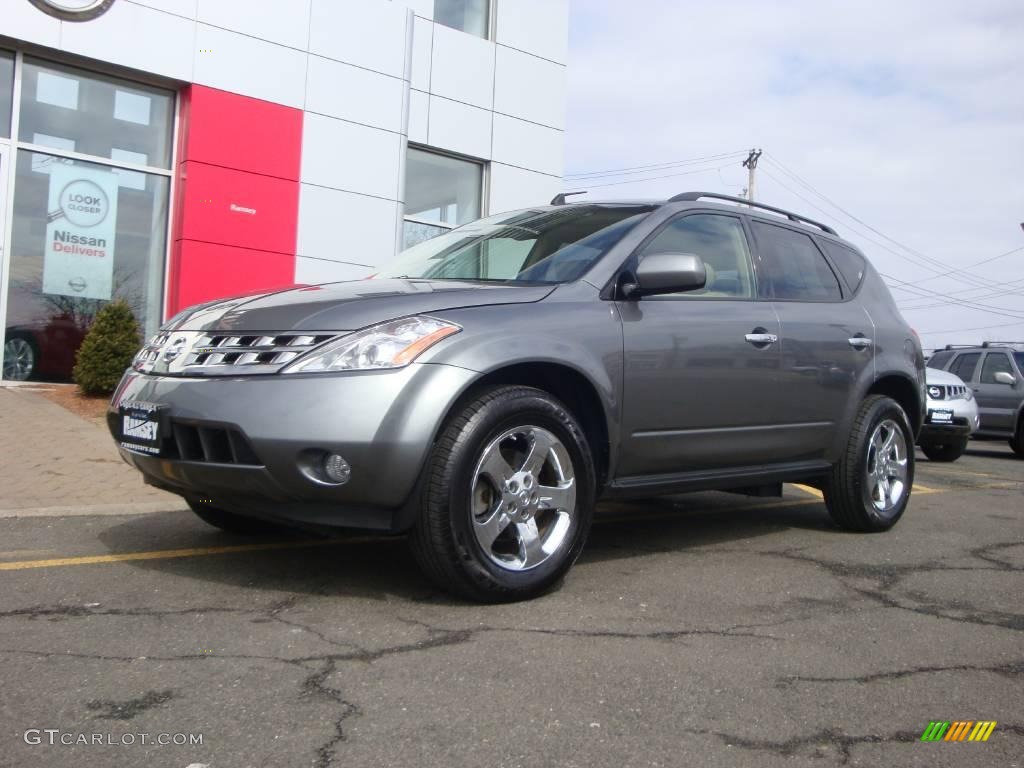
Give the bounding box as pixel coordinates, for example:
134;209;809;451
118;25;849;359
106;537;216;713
323;454;351;485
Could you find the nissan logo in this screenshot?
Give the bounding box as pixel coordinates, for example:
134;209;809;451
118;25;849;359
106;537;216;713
162;336;189;362
26;0;117;21
928;386;942;399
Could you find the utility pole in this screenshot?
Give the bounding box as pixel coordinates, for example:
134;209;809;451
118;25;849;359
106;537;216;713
742;149;762;202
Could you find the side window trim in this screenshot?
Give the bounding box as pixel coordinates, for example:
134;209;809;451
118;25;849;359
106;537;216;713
747;217;846;303
629;210;761;301
815;236;866;298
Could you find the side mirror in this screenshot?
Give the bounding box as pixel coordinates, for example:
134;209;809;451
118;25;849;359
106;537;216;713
623;253;707;298
994;371;1016;386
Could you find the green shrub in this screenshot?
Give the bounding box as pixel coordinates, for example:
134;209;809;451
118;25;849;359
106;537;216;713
73;300;142;395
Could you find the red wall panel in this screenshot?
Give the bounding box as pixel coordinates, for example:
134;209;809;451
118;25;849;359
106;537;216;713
172;241;295;312
183;85;303;180
168;85;303;317
177;161;299;254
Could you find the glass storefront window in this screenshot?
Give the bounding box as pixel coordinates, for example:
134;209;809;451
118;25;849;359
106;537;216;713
0;50;13;138
4;150;168;380
19;58;174;169
403;148;482;249
434;0;490;39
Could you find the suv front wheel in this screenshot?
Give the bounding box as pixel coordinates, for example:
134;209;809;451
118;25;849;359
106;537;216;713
409;385;595;602
824;395;914;532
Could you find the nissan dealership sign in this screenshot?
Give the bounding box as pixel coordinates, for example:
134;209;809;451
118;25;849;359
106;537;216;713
27;0;116;21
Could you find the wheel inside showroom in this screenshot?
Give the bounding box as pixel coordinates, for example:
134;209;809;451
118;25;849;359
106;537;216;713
824;395;915;532
409;385;596;603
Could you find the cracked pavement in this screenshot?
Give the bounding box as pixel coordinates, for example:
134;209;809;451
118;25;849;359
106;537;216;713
0;443;1020;767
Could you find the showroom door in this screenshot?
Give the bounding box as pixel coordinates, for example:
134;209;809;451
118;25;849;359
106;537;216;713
0;144;11;380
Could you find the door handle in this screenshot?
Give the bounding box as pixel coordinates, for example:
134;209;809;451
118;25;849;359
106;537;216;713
745;333;778;346
848;336;873;349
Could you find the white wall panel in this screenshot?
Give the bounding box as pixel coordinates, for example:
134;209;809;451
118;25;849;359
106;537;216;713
408;89;429;144
430;23;494;110
488;163;561;215
492;114;563;176
495;0;569;64
193;24;306;108
296;257;374;285
428;96;491;160
394;0;433;20
494;46;566;129
297;184;399;267
309;0;408;78
306;56;404;133
2;1;60;49
128;0;198;19
410;15;433;91
197;0;310;50
61;1;194;81
301;113;403;201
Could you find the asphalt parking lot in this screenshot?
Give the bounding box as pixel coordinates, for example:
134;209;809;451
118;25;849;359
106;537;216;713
1;442;1021;768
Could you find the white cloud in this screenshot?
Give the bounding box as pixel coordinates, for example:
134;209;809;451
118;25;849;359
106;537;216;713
565;0;1024;347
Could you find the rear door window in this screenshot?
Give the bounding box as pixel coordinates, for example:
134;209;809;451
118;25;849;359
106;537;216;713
949;353;981;383
751;221;842;301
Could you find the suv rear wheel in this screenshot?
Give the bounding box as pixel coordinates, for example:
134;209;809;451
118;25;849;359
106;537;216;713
409;385;595;602
920;438;967;463
824;395;914;532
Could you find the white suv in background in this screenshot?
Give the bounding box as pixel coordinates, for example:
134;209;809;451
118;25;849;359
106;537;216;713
917;368;979;462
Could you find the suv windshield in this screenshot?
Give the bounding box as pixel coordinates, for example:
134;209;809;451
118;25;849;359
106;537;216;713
378;205;654;284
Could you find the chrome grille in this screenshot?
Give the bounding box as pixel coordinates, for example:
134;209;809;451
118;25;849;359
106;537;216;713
927;384;968;401
134;331;338;376
186;334;335;368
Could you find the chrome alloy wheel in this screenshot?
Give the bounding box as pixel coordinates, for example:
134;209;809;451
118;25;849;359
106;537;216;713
3;338;35;381
865;418;908;515
470;425;577;571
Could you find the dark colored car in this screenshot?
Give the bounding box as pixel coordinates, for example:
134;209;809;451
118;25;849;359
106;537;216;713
926;342;1024;456
3;280;90;381
108;192;926;601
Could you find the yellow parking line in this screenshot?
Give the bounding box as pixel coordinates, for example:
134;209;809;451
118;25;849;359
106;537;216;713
0;538;372;572
793;484;823;499
0;486;950;574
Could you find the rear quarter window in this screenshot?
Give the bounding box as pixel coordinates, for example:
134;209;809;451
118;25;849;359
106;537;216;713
819;240;867;292
926;350;955;369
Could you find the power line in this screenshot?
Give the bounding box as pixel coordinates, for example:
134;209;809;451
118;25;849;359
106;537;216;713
763;154;1005;290
565;150;747;180
756;169;1024;320
917;319;1024;336
565;162;732;191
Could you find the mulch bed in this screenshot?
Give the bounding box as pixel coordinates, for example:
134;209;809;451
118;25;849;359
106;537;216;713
32;383;111;423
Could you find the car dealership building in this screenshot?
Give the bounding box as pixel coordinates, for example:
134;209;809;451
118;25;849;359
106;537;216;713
0;0;568;380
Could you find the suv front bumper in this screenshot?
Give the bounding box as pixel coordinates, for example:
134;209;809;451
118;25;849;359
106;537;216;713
918;396;980;445
108;362;478;531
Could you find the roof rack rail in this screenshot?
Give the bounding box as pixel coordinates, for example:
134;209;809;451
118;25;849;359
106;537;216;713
943;344;980;350
982;341;1024;348
667;191;838;236
550;191;587;206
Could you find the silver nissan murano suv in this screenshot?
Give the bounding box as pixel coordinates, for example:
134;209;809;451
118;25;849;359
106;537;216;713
109;192;926;602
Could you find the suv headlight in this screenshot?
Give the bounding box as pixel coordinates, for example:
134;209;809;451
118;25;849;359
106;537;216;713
282;316;460;374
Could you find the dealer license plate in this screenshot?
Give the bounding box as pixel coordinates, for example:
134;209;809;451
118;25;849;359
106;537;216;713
928;408;954;425
118;401;166;455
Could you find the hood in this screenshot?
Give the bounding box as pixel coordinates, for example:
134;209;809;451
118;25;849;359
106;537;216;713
166;279;557;333
925;367;967;387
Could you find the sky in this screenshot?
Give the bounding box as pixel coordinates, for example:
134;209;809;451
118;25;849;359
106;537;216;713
563;0;1024;351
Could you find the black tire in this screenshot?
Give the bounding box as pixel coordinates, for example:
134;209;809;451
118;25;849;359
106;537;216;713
1010;419;1024;457
408;385;596;603
824;395;915;532
920;438;967;463
187;500;282;534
